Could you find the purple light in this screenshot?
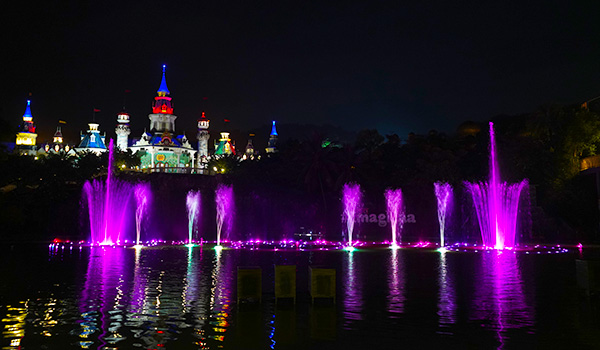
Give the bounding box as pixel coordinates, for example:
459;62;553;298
186;190;201;245
434;182;453;248
384;188;404;248
466;122;528;250
215;184;234;246
342;183;362;248
134;183;151;246
82;140;135;245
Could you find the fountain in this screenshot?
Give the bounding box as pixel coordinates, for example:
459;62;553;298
215;184;234;250
434;182;452;249
82;140;135;245
134;183;151;246
384;188;404;249
342;183;362;251
465;122;528;250
186;190;201;246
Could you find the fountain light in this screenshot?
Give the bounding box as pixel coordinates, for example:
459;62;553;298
342;183;362;248
385;188;404;249
343;245;356;252
214;245;223;252
466;122;528;250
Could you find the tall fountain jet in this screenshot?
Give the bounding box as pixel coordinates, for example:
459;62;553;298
342;183;362;251
83;140;135;245
385;188;404;249
466;122;528;249
215;184;234;250
186;190;201;246
434;182;453;249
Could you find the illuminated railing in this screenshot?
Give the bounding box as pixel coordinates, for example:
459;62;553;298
139;167;212;175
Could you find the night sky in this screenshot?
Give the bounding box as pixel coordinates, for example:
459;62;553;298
4;1;600;144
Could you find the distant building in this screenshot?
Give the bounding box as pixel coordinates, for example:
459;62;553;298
265;120;278;153
75;122;108;155
115;110;131;151
130;65;196;171
15;100;38;155
244;133;256;159
40;126;75;155
197;111;210;162
214;131;235;155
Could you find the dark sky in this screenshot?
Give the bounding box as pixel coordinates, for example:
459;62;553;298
4;1;600;144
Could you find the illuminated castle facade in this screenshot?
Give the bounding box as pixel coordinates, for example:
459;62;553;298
15;100;38;155
130;65;196;170
13;66;280;173
75;122;108;155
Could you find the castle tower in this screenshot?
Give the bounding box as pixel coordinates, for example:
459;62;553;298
130;65;197;171
244;133;255;159
15;100;38;155
115;110;131;151
265;120;278;153
149;65;177;135
53;126;63;144
197;111;210;161
215;132;235;155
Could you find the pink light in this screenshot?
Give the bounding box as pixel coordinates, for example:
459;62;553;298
466;122;528;250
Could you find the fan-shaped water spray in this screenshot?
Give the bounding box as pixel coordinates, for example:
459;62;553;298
82;140;135;245
465;122;528;249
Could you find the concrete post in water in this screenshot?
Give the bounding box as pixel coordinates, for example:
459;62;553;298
309;267;336;303
237;266;262;303
275;265;296;303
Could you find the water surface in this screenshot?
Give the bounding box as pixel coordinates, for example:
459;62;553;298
0;245;598;349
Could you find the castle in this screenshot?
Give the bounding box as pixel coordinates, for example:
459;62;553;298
14;65;278;172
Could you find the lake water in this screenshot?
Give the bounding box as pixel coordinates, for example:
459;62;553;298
0;244;598;349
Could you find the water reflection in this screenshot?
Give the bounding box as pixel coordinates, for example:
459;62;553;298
79;246;128;348
471;251;534;349
208;249;233;345
437;251;456;330
343;251;362;325
2;301;27;349
387;249;406;317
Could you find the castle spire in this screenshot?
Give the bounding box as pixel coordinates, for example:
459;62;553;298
157;64;170;96
23;100;33;122
266;120;278;153
152;65;174;115
270;120;278;136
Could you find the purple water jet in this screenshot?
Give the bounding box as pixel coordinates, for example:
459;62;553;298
215;184;234;247
465;122;528;249
434;182;453;248
384;188;404;248
82;140;135;245
342;183;362;248
186;190;201;245
134;183;151;246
